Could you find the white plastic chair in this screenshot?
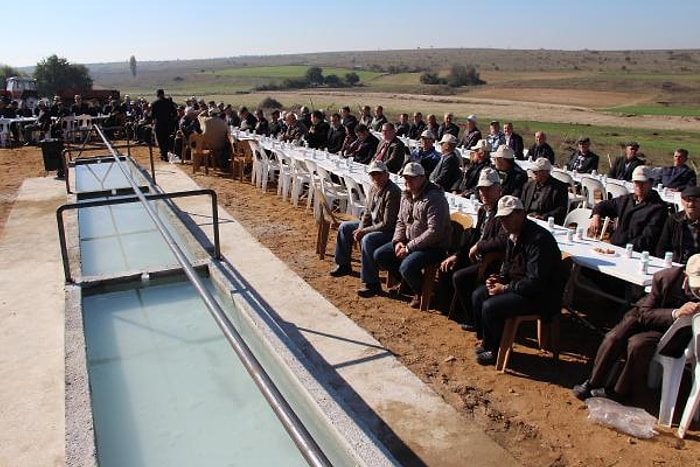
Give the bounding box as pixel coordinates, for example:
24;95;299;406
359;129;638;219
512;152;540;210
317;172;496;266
551;169;585;211
272;148;293;200
342;175;366;217
563;207;592;230
605;181;629;199
248;140;265;188
678;314;700;438
290;157;314;208
315;165;348;215
648;314;695;427
580;176;606;208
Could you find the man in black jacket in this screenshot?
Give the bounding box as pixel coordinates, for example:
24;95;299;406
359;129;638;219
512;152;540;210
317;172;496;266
151;89;177;161
326;113;346;154
441;168;507;326
452;139;491;196
588;165;668;252
429;134;462;191
492;145;528;198
528;131;555;164
471;195;563;365
345;124;378;164
503;122;524;160
436;113;460;141
458;114;481;150
566;136;599;174
608;142;644;181
305;110;329;149
656;186;700;263
521;158;569;225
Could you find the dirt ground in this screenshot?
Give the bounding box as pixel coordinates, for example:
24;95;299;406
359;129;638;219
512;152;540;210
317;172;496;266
3;145;700;467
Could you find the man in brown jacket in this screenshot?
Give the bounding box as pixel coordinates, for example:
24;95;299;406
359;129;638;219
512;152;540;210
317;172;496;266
373;122;409;174
330;161;402;298
573;254;700;401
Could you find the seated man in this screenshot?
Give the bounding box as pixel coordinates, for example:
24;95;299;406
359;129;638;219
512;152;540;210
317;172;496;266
370;105;388;132
436;113;460;141
375;163;451;308
528;131;555;164
305;110;329;149
471;196;563;365
409;130;440;177
491;145;527;198
565;136;599;173
573;254;700;401
656;148;696;192
521;158;569;225
458;114;481;150
340;106;358;132
395;113;411;137
326;113;346;154
198;107;230;169
373;122;409;174
441;168;507;327
452;139;491;196
268;109;285;138
502;122;524;160
608;142;644;181
345;124;378;164
425;114;439;139
407;112;426;140
429;134;462;192
588;166;668;252
656;186;700;263
253;109;269;136
280;112;308;145
330;160;402;297
485;120;505;153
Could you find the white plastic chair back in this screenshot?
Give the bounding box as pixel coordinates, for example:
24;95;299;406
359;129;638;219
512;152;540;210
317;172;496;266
605;181;629;199
678;314;700;438
342;175;366;217
563;207;592;230
272;149;292;199
580;176;606;208
648;314;695;427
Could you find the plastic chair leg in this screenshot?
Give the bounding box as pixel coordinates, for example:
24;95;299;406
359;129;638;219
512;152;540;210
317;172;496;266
658;356;687;427
678;365;700;438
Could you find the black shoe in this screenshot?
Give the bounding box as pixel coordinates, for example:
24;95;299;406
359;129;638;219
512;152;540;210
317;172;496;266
474;346;486;355
475;350;496;366
329;264;351;277
572;379;595;400
357;284;381;298
460;323;477;332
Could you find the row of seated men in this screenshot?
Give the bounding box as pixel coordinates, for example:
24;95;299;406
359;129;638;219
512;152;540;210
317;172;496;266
325;150;700;413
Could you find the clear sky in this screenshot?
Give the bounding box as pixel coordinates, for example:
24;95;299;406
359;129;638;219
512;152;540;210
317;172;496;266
5;0;700;68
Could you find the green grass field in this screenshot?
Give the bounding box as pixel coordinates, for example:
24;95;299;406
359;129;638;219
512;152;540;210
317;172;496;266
602;104;700;117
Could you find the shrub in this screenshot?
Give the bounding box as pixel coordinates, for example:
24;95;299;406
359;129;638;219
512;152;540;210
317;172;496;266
259;96;282;109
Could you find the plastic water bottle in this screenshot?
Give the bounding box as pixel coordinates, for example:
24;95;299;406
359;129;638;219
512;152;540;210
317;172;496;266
664;252;673;268
547;216;555;231
625;244;634;258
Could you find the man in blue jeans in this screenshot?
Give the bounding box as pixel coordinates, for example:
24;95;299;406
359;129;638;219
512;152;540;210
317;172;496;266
330;160;402;298
375;162;451;308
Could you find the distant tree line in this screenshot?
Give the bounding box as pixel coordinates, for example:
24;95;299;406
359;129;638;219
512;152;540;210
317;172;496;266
255;67;361;91
420;64;485;87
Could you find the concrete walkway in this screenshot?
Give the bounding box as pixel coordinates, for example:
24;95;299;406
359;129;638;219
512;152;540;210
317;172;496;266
0;164;517;466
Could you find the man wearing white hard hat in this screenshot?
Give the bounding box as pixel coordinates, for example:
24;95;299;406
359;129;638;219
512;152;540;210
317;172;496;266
471;195;563;365
441;168;507;328
374;162;451;308
458;114;482;150
588;165;667;252
574;253;700;402
521;157;569;225
451;139;491;196
429;134;462;191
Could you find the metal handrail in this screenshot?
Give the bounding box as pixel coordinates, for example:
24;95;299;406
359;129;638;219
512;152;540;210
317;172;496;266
59;125;332;467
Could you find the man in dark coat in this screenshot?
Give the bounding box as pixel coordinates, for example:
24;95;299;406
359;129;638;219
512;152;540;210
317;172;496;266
588;165;668;252
608;142;644;181
503;122;524;160
441;168;508;326
151;89;177;161
345;124;378;164
657;148;696;191
471;196;563;365
436;113;460;141
326;113;346;154
429;134;462;191
573;254;700;400
373;122;409;174
528;131;555;164
491;145;528;198
458;114;482;150
521;158;569;225
452;139;491;197
566;136;599;174
407;112;426;140
305;110;329;149
656;186;700;263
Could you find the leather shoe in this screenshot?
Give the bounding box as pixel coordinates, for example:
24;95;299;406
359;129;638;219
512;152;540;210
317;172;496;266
409;295;421;308
474;345;486;355
460;322;477;332
357;284;381;298
572;379;594;400
329;264;351;277
475;350;496;366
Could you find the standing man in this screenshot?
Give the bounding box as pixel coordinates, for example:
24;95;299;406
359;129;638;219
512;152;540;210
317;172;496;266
374;122;409;174
657;148;696;191
566;136;599;173
151;89;177;161
528;131;555;164
330;161;402;298
429;134;462;191
458;114;481;150
521;158;569;225
375;163;451;308
608;142;644;181
573;254;700;401
471;196;563;365
503;122;524;160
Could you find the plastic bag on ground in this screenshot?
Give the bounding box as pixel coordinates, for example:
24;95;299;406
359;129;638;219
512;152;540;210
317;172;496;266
586;397;658;439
